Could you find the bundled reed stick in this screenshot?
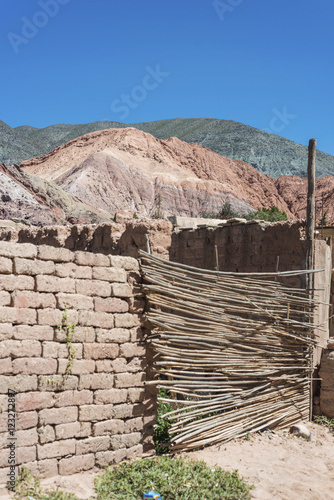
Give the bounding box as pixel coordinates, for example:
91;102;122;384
140;251;323;451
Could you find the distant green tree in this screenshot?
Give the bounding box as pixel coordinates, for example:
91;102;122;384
318;210;328;226
245;206;288;222
219;202;240;219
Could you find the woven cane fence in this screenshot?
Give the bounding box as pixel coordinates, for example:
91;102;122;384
140;251;323;451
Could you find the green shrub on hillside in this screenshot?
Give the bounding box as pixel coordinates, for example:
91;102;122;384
245;206;288;222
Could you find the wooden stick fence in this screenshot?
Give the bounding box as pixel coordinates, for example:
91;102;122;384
140;251;323;451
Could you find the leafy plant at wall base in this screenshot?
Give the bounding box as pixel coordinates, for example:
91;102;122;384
154;388;175;454
314;415;334;434
14;467;79;500
94;456;253;500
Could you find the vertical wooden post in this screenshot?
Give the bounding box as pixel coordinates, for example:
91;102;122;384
306;138;316;422
306;138;317;291
214;245;219;272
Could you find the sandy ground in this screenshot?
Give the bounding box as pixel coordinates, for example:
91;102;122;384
1;422;333;499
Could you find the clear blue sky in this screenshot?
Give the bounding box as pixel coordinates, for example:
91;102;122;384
1;0;333;155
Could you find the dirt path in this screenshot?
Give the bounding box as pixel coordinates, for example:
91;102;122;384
186;422;334;500
1;422;333;499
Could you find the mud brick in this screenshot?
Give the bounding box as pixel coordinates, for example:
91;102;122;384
83;343;119;360
78;310;113;328
126;296;145;313
78;373;114;390
0;291;10;306
58;453;95;475
125;358;145;373
95;448;127;467
94;389;127;405
37;439;76;460
1;340;41;358
58;359;95;375
124;417;144;433
75;279;111;297
12;358;57;375
94;297;128;313
0;392;6;407
110;432;141;450
0;241;37;259
0;256;12;273
38;308;78;326
75;251;109;267
92;267;126;282
36;275;75;293
43;341;71;359
38;425;55;444
127;444;143;459
38;246;74;263
95;360;112;372
127;388;145;403
0;375;37;393
132;327;147;346
93;419;125;436
143;414;157;427
54;390;93;408
16;392;54;412
111;283;133;298
55;326;95;343
0;323;15;340
14;325;54;341
16;428;38;447
114;313;140;328
113;404;135;419
55;263;92;279
55;422;91;440
39;406;78;425
76;436;110;455
0;433;7;451
16;445;37;465
12;291;56;309
43;342;82;359
109;256;139;272
14;257;55;275
56;293;94;310
0;415;8;435
114;372;144;388
21;458;58;479
110;358;143;374
0;466;10;485
119;343;146;358
38;375;78;392
16;412;38;431
96;328;130;343
0;306;36;324
0;358;12;374
79;404;114;422
0;275;34;291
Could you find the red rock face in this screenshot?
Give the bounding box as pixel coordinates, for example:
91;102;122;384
10;126;333;224
275;176;334;225
20;128;294;219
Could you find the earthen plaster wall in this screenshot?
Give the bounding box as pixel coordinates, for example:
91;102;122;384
0;241;155;484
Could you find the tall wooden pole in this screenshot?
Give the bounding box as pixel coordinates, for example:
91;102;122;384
306;138;317;291
306;138;316;422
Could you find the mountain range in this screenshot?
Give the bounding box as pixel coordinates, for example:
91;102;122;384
1;118;334;178
1;126;333;227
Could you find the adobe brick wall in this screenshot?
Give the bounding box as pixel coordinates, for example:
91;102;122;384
0;242;155;484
